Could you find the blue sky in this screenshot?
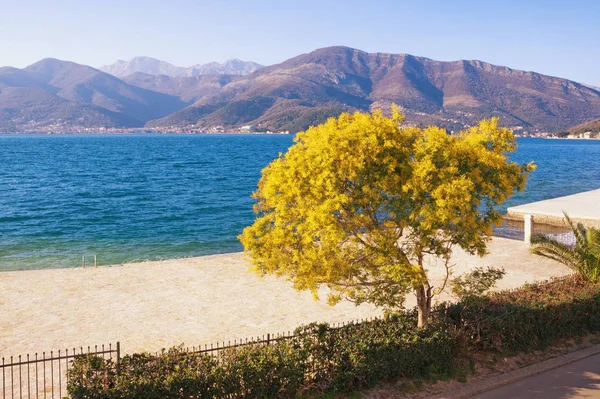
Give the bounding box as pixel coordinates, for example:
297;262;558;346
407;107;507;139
2;0;599;85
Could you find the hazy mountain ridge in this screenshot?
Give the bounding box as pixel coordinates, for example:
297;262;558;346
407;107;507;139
2;47;600;132
148;47;600;132
100;57;263;78
122;72;239;102
0;58;188;130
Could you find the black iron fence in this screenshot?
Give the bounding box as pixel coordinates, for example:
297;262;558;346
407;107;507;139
0;318;376;399
146;318;373;360
190;331;294;356
1;343;119;399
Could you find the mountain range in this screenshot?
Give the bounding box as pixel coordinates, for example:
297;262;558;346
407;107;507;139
100;57;263;78
0;58;189;130
2;46;600;133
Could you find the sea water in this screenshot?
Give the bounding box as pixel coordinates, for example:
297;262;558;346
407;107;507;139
1;135;599;271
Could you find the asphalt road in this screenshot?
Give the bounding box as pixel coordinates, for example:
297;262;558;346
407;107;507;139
471;353;600;398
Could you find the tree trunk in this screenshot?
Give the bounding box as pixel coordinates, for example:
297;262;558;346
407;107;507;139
416;283;432;328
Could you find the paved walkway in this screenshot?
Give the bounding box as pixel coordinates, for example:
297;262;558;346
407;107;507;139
507;188;600;227
427;344;600;399
471;353;600;399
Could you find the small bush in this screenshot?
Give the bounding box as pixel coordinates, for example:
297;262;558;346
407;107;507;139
451;266;506;300
67;355;116;399
68;347;220;399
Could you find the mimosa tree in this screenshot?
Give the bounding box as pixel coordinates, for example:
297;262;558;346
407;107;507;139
240;108;534;327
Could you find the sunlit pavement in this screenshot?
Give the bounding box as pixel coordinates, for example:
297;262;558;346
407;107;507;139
471;353;600;399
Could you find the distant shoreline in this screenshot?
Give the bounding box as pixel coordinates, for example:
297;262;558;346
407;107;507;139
0;251;242;274
539;136;600;141
0;131;293;136
2;132;598;139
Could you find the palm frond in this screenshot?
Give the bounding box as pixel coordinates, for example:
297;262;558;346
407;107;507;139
587;227;600;255
530;213;600;283
563;212;593;250
531;235;582;272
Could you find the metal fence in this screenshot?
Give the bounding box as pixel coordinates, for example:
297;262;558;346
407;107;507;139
530;223;576;246
147;318;375;359
0;318;374;399
492;216;575;246
1;343;119;399
190;331;294;356
492;217;526;241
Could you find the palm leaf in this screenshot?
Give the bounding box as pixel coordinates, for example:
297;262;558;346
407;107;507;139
530;212;600;283
587;227;600;255
531;234;583;272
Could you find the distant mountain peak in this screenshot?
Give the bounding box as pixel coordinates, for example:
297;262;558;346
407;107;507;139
100;57;263;78
27;57;89;70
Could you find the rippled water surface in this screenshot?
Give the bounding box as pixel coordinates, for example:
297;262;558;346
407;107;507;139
1;135;599;271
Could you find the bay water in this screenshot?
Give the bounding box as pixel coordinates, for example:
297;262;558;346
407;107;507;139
1;135;599;271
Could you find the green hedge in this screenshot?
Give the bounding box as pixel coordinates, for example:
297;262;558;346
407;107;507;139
449;276;600;352
67;317;456;398
67;275;600;398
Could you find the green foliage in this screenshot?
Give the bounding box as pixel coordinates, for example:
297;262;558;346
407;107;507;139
67;347;220;399
289;317;457;392
451;266;506;300
67;276;600;398
240;108;533;327
217;342;306;397
449;276;600;352
67;317;457;398
67;355;116;399
531;213;600;282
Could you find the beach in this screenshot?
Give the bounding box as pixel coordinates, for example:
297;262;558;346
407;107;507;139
0;238;571;358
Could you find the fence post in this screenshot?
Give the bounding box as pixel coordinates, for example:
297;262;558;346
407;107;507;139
266;334;270;346
524;214;534;244
116;342;121;374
